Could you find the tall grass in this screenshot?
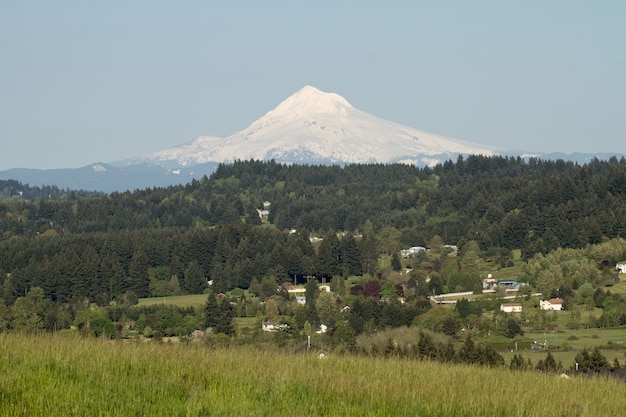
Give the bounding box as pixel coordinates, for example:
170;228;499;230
0;332;624;416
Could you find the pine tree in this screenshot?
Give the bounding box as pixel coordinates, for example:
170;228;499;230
390;252;402;272
510;353;527;371
544;352;560;373
184;260;206;294
203;292;220;330
216;296;235;336
458;334;477;364
417;331;437;360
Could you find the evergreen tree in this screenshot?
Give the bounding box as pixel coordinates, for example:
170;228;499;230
128;251;150;298
417;331;437;360
458;334;478;364
347;297;366;335
340;234;362;277
509;353;527;371
333;320;356;351
476;343;505;367
574;347;609;373
442;316;460;336
359;233;379;275
316;232;341;279
505;317;524;338
437;339;457;363
390;252;402;272
202;292;220;330
184;260;206;294
456;298;472;319
544;352;560;373
216;296;235;336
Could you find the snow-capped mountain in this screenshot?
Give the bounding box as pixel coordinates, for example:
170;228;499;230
5;86;621;193
136;86;499;167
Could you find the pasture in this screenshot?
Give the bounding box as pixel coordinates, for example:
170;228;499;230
1;333;625;416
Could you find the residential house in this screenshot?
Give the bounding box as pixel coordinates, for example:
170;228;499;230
262;321;288;332
399;246;426;258
256;208;270;220
500;303;523;313
498;279;525;291
540;298;564;311
483;276;497;290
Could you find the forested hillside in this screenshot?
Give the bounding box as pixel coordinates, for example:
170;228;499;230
1;156;625;303
3;156;626;249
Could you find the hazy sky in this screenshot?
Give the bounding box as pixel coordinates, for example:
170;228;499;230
1;1;624;170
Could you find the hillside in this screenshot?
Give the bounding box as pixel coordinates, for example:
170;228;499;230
2;333;625;416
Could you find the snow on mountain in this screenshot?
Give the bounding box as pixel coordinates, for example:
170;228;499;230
139;86;499;166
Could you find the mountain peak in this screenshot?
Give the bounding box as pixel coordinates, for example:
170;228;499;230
266;86;353;121
141;86;499;167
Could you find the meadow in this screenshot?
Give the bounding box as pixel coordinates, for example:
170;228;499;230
1;333;625;416
138;294;208;308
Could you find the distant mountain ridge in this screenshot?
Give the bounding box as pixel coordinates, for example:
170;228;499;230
0;86;623;192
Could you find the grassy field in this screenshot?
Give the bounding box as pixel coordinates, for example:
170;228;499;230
138;293;208;307
606;277;626;294
1;333;625;416
492;328;626;369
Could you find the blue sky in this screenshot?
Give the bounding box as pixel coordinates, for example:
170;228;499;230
1;1;624;170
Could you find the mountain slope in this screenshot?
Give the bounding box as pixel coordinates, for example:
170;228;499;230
139;86;499;166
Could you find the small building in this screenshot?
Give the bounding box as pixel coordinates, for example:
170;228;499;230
256;209;270;220
295;296;306;306
540;298;564;311
616;261;626;274
262;321;288;332
500;303;523;313
497;279;526;291
400;246;426;258
483;276;497;290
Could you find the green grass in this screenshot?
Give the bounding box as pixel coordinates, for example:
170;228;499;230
490;264;523;280
1;333;625;416
607;279;626;295
495;323;626;367
138;294;208;308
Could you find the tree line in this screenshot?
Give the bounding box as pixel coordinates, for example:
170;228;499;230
2;156;625;257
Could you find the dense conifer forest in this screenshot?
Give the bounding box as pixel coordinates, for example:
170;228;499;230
0;155;625;349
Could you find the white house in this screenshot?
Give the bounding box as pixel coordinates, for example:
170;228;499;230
400;246;426;258
616;261;626;274
500;303;523;313
483;275;497;290
262;321;288;332
540;298;564;311
256;209;270;219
